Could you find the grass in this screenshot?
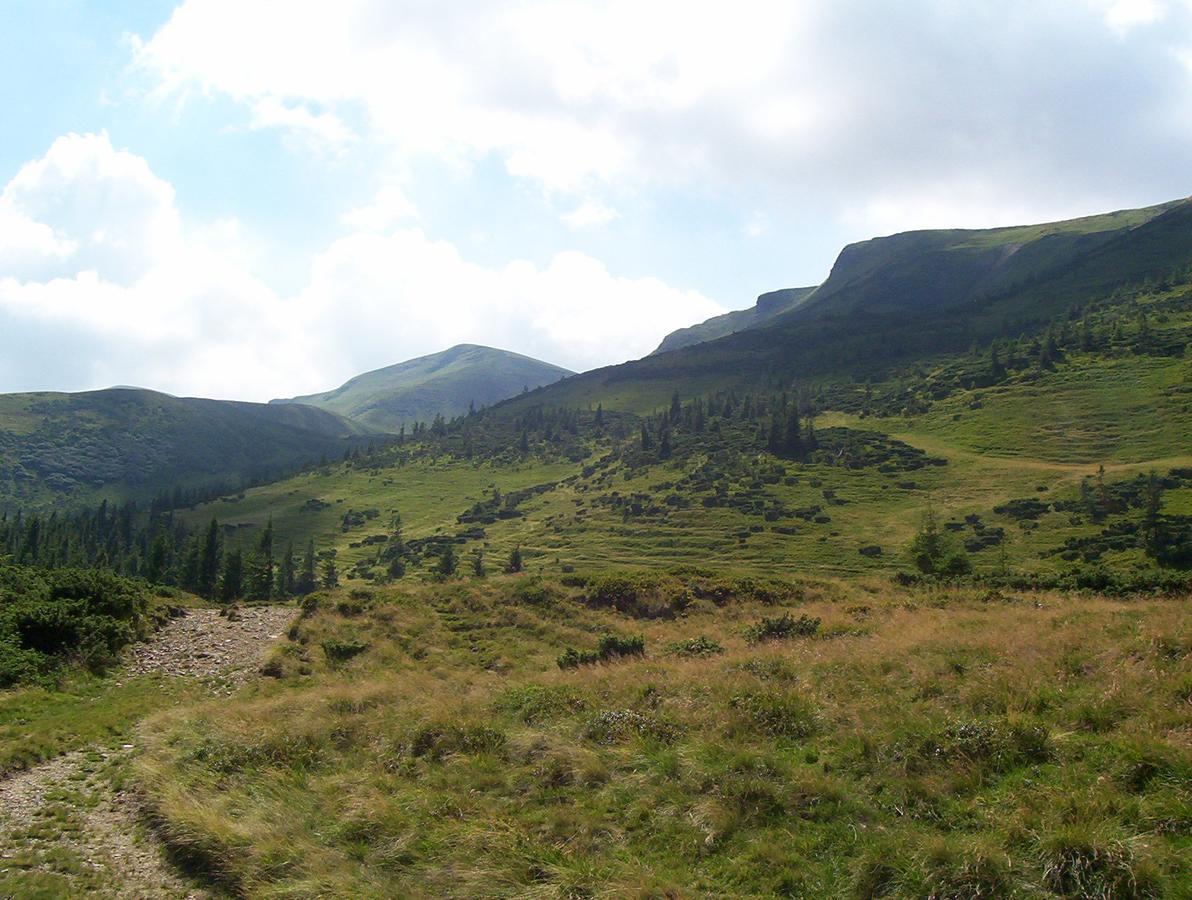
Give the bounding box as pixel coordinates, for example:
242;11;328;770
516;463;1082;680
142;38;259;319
134;574;1191;897
164;334;1189;591
0;674;200;777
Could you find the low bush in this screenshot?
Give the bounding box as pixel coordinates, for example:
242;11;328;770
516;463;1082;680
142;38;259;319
583;572;689;619
321;638;369;663
728;690;819;739
0;564;150;687
557;633;645;669
664;635;725;657
583;708;677;744
404;723;506;761
745;613;820;643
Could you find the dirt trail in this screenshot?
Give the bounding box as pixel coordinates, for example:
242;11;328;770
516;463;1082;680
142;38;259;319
0;605;294;897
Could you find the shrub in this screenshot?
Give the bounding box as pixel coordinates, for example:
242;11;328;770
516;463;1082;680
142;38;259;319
908;509;972;577
0;564;149;686
583;709;677;744
665;635;725;657
584;572;688;619
557;633;645;669
509;577;554;606
405;723;506;761
321;638;369;663
745;613;820;643
1039;830;1158;899
728;691;819;739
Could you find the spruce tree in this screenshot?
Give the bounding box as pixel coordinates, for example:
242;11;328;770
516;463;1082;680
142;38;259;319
297;540;317;594
277;542;296;597
219;549;244;603
198;518;221;599
507;546;524;573
438;543;458;577
320;557;339;589
248;518;275;601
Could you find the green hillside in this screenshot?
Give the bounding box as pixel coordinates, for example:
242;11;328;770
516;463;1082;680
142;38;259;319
181;268;1191;586
0;388;372;510
6;198;1192;899
272;344;573;433
499;198;1192;415
652;286;816;354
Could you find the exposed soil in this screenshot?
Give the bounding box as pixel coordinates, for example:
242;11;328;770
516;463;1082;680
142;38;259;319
125;605;294;689
0;605;295;898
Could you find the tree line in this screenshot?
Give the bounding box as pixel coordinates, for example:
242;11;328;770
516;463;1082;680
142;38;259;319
0;500;335;602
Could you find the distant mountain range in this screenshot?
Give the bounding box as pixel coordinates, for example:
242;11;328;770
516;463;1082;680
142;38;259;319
0;388;370;508
4;196;1189;508
652;287;817;354
272;344;573;433
512;197;1192;412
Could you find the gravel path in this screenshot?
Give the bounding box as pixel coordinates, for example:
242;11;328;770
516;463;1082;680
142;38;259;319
0;604;295;897
126;605;295;688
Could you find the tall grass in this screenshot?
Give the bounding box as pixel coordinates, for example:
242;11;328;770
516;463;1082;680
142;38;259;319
136;574;1191;896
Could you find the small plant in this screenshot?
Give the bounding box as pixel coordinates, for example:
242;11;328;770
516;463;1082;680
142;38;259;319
664;635;725;657
745;612;820;643
557;633;645;669
510;577;553;606
404;723;506;761
583;708;677;744
728;691;819;738
908;507;972;576
321;638;369;663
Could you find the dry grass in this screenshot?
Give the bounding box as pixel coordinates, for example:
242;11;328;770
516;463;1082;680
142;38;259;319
136;575;1191;897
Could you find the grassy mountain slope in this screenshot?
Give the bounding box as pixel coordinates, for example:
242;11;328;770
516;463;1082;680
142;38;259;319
138;577;1190;896
272;344;573;433
501;198;1192;415
0;388;371;509
652;286;816;354
182;275;1191;584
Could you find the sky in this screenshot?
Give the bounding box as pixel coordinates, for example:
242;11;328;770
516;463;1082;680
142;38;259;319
1;0;1190;401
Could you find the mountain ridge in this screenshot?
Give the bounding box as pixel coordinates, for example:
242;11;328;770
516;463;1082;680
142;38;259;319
272;343;573;433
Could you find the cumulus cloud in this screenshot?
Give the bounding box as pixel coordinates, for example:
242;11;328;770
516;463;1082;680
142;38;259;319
341;185;419;231
0;132;179;285
560;198;619;229
0;134;723;399
130;0;1192;229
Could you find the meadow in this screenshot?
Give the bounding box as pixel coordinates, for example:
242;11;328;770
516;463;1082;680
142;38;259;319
136;574;1192;897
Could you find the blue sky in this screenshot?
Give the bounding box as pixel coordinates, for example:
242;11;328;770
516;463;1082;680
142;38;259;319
1;0;1190;400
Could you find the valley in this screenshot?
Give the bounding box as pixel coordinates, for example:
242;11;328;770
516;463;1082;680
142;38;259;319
1;197;1189;898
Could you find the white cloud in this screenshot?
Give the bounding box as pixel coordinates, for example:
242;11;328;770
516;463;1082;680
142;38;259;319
0;133;724;399
299;229;722;378
128;0;1192;239
1103;0;1166;32
560;198;619;229
249;97;356;155
0;131;179;285
341;184;419;231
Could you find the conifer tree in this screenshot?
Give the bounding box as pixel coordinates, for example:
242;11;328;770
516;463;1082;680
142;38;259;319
277;542;296;596
198;518;221;599
320;557;339;589
438;543;458;577
297;540;317;594
219;549;244;603
248;518;275;601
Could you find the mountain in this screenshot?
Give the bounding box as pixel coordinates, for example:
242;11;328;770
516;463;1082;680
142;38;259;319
652;287;816;354
500;197;1192;414
273;344;573;433
0;388;371;508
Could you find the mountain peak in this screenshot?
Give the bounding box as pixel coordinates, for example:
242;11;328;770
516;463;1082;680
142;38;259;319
273;345;573;432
